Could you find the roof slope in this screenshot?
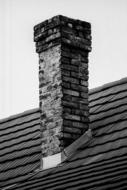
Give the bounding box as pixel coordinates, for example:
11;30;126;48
0;108;41;188
1;77;127;189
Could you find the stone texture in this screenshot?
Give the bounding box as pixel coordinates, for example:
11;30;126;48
38;45;63;156
34;15;91;157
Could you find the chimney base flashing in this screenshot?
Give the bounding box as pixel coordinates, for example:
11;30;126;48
41;153;62;170
41;129;92;170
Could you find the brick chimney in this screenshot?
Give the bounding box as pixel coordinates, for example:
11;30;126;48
34;15;91;168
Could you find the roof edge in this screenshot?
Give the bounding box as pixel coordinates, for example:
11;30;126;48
89;77;127;95
0;108;40;124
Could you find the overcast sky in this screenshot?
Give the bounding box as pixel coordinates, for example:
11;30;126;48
0;0;127;119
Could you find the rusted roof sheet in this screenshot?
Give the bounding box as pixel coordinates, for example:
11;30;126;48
1;77;127;189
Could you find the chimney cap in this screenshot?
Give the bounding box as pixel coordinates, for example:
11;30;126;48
34;14;91;34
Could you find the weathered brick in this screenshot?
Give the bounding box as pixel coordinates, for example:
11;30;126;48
62;50;71;58
62;81;70;88
80;92;89;99
80;80;88;87
63;89;79;96
63;132;80;140
61;64;78;72
45;32;61;43
79;73;89;80
71;71;79;78
62;100;79;109
63;107;71;114
61;57;70;64
68;23;73;28
36;38;61;52
71;71;88;80
71;84;88;92
81;116;89;123
71;109;89;116
63;120;72;126
39;93;50;100
64;114;80;121
61;70;70;77
62;76;79;84
81;57;89;63
62;132;75;140
79;67;89;75
72;121;88;129
71;59;81;66
34;15;91;157
80;62;88;69
62;94;72;101
64;126;82;135
80;102;89;110
77;49;89;57
62;36;91;51
71;96;88;104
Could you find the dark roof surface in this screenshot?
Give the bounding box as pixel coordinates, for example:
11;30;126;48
1;77;127;189
0;108;41;189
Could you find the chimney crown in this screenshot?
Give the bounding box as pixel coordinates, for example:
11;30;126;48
34;15;91;52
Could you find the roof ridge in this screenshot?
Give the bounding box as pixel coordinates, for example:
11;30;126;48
89;77;127;95
0;108;40;124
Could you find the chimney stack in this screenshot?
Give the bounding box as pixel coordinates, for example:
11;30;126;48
34;15;91;164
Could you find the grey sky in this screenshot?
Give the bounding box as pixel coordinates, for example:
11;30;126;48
0;0;127;118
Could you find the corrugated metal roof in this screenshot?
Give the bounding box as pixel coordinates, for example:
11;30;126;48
1;77;127;189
